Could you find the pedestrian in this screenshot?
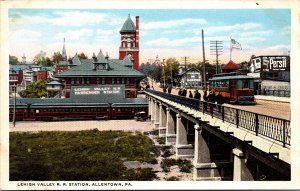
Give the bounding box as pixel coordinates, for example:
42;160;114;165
216;91;224;112
194;90;201;100
163;86;167;93
178;89;182;96
189;90;193;98
203;91;208;111
181;89;187;97
152;85;154;90
167;86;172;94
203;91;208;101
207;91;216;103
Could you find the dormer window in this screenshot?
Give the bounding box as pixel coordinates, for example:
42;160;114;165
95;63;107;70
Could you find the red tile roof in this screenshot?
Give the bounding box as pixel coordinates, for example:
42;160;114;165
222;60;240;70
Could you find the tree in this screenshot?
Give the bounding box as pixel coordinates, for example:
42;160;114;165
162;58;179;84
51;52;62;64
33;51;46;65
44;57;53;66
9;55;19;65
19;80;48;98
78;52;88;59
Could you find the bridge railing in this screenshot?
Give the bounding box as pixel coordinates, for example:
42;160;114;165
146;89;290;147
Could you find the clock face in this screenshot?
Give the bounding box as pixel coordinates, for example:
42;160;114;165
127;53;132;58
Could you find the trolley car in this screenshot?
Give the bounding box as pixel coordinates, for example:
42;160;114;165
209;73;256;105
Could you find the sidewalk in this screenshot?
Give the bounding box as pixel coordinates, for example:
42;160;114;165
254;95;290;103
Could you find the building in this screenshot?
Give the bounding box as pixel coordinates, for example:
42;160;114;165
176;67;202;88
248;55;290;95
221;60;240;73
55;50;144;98
119;14;139;70
54;15;144;98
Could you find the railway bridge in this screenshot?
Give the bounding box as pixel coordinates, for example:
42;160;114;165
145;89;291;181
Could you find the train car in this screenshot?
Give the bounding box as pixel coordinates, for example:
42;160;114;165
29;103;111;121
9;99;148;121
209;73;256;105
111;103;148;119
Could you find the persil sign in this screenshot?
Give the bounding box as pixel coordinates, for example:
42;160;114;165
250;56;290;72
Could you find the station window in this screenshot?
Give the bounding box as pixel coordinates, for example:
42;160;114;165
102;78;105;84
116;78;120;84
112;78;115;84
122;78;125;84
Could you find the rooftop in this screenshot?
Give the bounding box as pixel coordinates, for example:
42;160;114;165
120;14;136;33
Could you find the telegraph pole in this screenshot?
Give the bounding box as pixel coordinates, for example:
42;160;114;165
210;40;223;74
201;29;207;91
180;56;189;88
163;59;166;88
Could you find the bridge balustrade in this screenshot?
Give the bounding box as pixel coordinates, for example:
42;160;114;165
146;89;290;147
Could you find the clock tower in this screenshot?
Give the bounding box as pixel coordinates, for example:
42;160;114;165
119;14;139;70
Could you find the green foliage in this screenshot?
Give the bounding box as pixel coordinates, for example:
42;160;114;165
151;129;159;136
19;80;48;98
10;130;159;181
51;52;62;64
177;159;193;173
165;176;180;181
9;55;19;65
157;137;166;145
162;58;180;84
78;52;88;59
161;146;172;158
161;158;177;167
125;168;158;181
44;57;53;66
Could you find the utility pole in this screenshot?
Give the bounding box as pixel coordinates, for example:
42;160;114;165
163;59;166;88
180;56;189;88
210;40;223;74
201;29;207;91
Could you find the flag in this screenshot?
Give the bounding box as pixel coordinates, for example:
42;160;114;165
231;38;242;50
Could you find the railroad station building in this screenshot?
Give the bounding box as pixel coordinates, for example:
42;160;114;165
54;14;143;98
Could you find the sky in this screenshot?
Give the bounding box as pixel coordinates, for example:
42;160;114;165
8;9;290;64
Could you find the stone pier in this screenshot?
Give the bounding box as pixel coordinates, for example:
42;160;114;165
175;114;194;159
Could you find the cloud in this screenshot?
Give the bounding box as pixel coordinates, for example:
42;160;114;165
55;29;94;41
51;11;109;26
10;11;113;27
190;22;262;35
9;29;42;44
141;18;207;30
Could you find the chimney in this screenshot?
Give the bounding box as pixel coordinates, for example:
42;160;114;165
135;16;139;48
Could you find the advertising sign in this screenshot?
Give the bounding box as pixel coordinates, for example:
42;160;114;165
250;56;290;72
70;85;125;100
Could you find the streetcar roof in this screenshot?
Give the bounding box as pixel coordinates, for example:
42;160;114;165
209;75;254;81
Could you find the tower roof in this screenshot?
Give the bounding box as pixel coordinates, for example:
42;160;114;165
97;49;105;60
222;60;240;70
120;14;136;32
